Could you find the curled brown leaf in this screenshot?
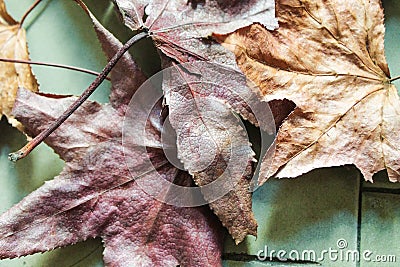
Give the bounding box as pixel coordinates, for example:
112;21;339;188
216;0;400;184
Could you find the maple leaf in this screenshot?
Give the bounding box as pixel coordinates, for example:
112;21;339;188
0;14;223;266
216;0;400;184
113;0;278;64
0;0;38;127
112;0;283;243
161;58;258;243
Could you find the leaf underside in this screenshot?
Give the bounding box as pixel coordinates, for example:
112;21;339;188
216;0;400;184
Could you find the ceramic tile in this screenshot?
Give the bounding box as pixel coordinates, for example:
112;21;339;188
362;171;400;190
223;259;317;267
360;192;400;267
0;238;104;267
224;167;360;267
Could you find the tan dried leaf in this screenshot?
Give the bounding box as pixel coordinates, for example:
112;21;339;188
216;0;400;184
0;0;38;125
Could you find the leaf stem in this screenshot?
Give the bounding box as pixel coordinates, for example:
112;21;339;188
389;75;400;83
0;58;111;80
20;0;42;28
8;32;148;162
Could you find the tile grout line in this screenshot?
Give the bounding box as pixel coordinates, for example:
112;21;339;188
355;171;399;267
362;187;400;195
222;253;320;265
356;174;362;267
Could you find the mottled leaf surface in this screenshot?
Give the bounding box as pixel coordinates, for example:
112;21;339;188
0;13;223;267
114;0;277;64
0;0;38;127
217;0;400;184
162;59;259;243
113;0;281;242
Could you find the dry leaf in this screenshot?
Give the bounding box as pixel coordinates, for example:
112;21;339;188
113;0;281;242
0;17;223;266
82;0;261;243
113;0;278;65
0;0;38;126
216;0;400;184
162;58;259;243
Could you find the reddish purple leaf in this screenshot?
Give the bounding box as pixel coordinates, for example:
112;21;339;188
112;0;280;243
0;13;223;266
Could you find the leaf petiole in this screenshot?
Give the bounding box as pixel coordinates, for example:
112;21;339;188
0;58;111;80
389;75;400;83
8;31;148;162
19;0;42;28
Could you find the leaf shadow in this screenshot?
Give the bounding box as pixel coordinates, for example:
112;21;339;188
22;0;53;30
62;0;161;77
40;238;104;267
383;0;400;19
361;170;400;223
0;116;65;200
260;167;360;243
0;118;35;198
383;0;400;91
224;166;361;253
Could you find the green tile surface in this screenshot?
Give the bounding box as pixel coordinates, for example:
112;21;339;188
223;260;313;267
360;193;400;267
362;171;400;190
0;0;400;267
0;238;103;267
224;168;360;267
